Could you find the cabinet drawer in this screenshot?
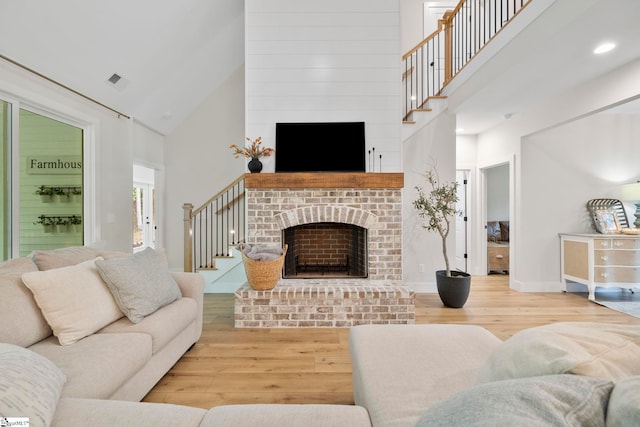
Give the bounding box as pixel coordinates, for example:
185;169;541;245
595;238;640;249
594;267;640;283
488;246;509;270
611;239;640;250
594;250;640;266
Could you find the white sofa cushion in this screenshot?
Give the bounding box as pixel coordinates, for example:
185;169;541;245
476;322;640;383
200;404;372;427
0;343;66;427
416;374;613;427
30;333;152;400
52;398;207;427
31;246;101;271
22;258;124;345
349;324;501;427
95;248;181;324
99;297;197;354
0;257;52;347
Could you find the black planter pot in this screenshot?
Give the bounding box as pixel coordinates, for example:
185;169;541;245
247;158;263;173
435;270;471;308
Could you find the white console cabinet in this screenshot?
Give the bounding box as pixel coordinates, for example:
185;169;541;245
560;233;640;301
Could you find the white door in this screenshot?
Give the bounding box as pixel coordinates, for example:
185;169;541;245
133;165;155;252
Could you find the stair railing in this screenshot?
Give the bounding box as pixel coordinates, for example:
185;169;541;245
183;175;246;272
403;0;533;122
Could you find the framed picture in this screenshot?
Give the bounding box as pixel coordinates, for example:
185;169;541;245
596;210;620;234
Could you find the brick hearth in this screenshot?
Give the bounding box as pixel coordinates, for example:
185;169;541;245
235;280;415;328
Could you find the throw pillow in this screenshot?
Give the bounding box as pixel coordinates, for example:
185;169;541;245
95;247;182;324
416;375;613;427
607;376;640;427
476;322;640;383
21;258;124;345
0;343;66;427
30;246;101;271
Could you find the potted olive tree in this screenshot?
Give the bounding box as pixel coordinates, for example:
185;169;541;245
413;167;470;308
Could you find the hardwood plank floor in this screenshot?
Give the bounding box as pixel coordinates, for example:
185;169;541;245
143;275;640;409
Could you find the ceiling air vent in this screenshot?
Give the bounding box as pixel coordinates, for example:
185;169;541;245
105;73;130;92
107;73;122;84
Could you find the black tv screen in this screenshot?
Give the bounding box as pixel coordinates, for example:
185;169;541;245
275;122;366;172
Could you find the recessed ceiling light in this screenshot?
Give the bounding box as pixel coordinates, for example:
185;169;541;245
593;42;616;54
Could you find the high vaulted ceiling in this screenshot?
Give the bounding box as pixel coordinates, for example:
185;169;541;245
1;0;639;136
0;0;243;135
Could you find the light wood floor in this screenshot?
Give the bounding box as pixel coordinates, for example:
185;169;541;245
143;275;640;409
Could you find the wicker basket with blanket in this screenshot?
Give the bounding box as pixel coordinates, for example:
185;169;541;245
238;243;288;290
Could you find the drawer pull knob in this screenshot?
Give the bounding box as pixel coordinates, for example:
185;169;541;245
615;242;624;247
600;241;609;247
601;272;609;278
601;256;608;261
496;255;503;259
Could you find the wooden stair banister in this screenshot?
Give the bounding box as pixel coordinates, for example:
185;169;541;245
402;0;533;123
183;175;246;272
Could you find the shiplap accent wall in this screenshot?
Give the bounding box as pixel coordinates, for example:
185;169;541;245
245;0;402;172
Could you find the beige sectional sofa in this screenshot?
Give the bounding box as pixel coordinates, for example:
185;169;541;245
2;247;639;426
350;323;640;427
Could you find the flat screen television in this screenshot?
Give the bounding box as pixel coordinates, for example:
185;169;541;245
275;122;366;172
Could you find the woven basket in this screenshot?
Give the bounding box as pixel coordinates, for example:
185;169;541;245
241;244;288;290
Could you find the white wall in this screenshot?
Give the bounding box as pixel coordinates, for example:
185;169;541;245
486;164;509;221
0;59;134;253
164;67;245;269
245;0;402;172
403;112;456;290
476;57;640;293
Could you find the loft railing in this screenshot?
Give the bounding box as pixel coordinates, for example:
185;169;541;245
183;175;246;272
403;0;532;122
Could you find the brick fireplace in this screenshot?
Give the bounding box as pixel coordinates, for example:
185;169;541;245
234;172;415;327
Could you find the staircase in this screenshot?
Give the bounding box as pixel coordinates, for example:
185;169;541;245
402;0;533;136
183;175;248;293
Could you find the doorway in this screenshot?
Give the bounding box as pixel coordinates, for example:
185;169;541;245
483;163;510;275
133;165;155;252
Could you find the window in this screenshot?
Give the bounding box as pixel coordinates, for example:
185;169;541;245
0;101;86;260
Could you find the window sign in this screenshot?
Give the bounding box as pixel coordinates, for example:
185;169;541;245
27;156;82;174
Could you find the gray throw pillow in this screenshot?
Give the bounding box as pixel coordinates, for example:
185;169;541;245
416;375;613;427
95;247;181;323
476;322;640;383
607;376;640;427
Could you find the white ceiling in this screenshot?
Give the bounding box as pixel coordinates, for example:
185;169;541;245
1;0;639;136
0;0;244;135
448;0;640;134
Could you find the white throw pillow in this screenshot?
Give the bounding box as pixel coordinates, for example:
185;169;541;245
21;257;124;345
0;343;66;427
95;247;182;324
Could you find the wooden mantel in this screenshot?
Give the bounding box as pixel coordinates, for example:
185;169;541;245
244;172;404;189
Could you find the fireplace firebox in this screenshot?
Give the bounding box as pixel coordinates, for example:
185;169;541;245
283;222;367;278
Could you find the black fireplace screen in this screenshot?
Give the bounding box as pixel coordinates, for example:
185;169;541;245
282;222;367;278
